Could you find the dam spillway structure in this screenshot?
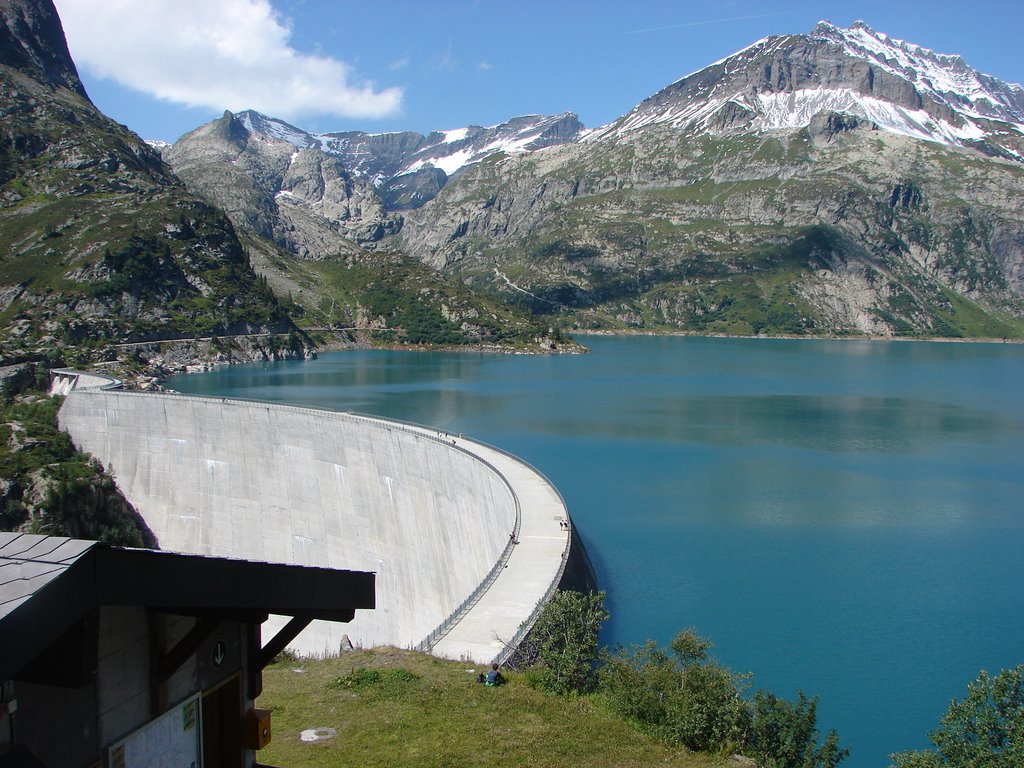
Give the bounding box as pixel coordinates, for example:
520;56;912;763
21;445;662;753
56;373;594;663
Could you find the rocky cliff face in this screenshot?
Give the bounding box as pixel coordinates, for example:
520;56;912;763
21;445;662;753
0;0;297;364
397;22;1024;338
0;0;85;97
164;111;402;259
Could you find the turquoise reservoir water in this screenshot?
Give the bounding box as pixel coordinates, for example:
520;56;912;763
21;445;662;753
168;336;1024;767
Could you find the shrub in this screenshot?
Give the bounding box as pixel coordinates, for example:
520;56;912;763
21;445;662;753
890;666;1023;768
520;589;608;695
752;690;848;768
599;629;751;752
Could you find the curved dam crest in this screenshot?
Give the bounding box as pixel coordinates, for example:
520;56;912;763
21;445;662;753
58;387;587;662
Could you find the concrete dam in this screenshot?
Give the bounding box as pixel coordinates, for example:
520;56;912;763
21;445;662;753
58;385;594;663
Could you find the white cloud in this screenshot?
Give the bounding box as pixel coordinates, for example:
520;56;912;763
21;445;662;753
53;0;403;120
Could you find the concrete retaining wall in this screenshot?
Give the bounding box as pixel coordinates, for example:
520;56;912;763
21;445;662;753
49;369;122;395
59;391;517;655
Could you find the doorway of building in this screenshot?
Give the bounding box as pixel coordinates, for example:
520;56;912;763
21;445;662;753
202;674;242;768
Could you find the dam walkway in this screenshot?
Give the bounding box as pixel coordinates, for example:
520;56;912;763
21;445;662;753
394;422;573;663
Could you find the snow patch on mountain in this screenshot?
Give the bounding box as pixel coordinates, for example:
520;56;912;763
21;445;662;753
753;89;987;142
700;36;771;75
401;113;584;176
402;148;473;177
441;128;469;144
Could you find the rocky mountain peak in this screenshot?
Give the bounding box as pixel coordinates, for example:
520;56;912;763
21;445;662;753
808;19;1024;123
0;0;87;98
165;110;253;161
237;109;314;148
184;109;585;211
588;20;1024;161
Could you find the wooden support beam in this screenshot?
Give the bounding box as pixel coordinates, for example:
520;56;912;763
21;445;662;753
246;619;264;700
156;616;221;687
257;616;313;670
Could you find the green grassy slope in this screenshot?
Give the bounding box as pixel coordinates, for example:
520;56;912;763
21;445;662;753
257;648;725;768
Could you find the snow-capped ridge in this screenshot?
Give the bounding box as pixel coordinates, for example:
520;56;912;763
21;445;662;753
589;20;1024;157
811;20;1024;119
235;109;582;174
226;109;584;210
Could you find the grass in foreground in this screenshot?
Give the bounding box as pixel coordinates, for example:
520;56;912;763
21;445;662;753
256;648;728;768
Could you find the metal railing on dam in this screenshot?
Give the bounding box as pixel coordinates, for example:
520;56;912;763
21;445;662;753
414;433;575;662
57;386;576;662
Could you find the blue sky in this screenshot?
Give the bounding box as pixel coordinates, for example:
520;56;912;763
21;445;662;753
53;0;1024;144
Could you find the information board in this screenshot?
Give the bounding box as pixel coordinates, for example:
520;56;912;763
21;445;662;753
108;693;201;768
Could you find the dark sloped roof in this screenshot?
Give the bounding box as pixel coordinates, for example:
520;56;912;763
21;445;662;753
0;534;96;622
0;532;374;682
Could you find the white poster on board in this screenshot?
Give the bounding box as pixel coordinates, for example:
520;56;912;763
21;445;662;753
108;693;201;768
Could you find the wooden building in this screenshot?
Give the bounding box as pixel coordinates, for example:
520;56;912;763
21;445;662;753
0;533;374;767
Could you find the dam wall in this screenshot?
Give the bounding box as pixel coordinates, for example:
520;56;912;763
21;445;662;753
49;368;121;395
58;390;522;656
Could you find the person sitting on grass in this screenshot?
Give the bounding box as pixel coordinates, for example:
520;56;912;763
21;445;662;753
484;663;505;686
